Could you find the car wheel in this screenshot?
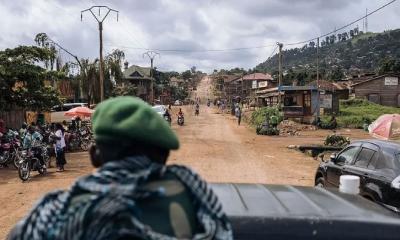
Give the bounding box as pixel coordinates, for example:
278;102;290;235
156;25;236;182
315;177;325;188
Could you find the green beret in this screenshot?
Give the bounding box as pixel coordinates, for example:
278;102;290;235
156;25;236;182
92;96;179;150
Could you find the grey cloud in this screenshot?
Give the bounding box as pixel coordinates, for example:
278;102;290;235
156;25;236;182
0;0;399;72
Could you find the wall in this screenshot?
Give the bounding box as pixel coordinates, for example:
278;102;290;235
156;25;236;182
354;76;400;107
0;110;25;129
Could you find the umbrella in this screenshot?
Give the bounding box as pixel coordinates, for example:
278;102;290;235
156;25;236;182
64;107;94;118
368;114;400;140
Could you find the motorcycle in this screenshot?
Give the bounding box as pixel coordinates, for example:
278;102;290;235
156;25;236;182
9;137;22;169
0;138;11;166
177;115;184;126
18;148;46;181
79;128;92;151
164;115;172;125
195;109;199;116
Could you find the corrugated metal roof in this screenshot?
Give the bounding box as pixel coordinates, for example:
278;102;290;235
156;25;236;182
123;65;152;80
242;73;273;81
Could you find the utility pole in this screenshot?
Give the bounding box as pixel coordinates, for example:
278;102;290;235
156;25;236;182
277;42;283;105
81;6;118;103
316;37;320;118
317;37;320;86
143;51;160;104
365;8;368;33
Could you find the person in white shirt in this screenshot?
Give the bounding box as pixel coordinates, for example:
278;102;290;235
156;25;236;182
53;123;67;172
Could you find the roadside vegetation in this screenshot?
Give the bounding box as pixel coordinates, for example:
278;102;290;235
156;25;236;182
248;107;283;127
324;99;400;128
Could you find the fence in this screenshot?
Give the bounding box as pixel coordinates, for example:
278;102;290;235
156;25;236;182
0;109;25;129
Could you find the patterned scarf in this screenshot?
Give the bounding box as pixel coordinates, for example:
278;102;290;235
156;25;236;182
9;156;233;240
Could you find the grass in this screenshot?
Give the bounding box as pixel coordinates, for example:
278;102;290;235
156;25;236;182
325;99;400;128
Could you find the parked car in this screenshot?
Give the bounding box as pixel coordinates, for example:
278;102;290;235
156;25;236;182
211;183;400;239
151;105;167;116
174;100;182;106
50;103;88;123
315;139;400;212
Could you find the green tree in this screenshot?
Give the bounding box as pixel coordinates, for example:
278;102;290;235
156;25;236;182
0;45;62;111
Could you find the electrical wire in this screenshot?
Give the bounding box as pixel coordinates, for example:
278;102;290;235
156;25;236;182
103;43;277;53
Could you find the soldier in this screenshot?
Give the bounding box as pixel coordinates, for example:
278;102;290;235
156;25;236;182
8;96;232;240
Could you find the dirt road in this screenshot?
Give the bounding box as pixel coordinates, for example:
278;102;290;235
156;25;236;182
0;76;370;238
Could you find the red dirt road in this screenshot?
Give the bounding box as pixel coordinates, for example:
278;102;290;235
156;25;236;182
0;104;370;239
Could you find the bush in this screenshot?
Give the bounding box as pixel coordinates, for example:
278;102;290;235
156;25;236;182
256;126;280;135
324;134;350;147
249;107;283;127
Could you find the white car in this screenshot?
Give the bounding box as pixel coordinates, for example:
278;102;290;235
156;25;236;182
174;100;182;106
152;105;167;116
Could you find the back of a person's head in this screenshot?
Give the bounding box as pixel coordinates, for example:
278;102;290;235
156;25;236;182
91;96;180;166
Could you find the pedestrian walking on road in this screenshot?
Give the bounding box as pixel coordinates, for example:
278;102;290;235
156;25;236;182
235;106;242;126
8;96;233;240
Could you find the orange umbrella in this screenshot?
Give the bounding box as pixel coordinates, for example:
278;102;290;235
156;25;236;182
368;114;400;140
64;107;94;118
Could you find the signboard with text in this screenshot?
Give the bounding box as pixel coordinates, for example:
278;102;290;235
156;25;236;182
252;80;258;89
258;81;268;88
385;77;398;86
320;94;332;109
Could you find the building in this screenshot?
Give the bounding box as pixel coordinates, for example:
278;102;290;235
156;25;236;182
280;86;320;123
351;74;400;107
256;85;320;123
308;80;349;115
122;65;153;102
241;73;274;101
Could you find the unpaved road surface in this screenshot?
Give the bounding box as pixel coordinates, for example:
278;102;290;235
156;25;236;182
0;77;370;238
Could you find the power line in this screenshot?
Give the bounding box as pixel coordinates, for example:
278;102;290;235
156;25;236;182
104;43;277;53
285;0;397;46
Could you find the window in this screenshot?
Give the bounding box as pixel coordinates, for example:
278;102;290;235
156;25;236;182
367;152;379;170
284;95;300;106
304;94;311;107
336;146;360;165
354;148;375;168
368;94;380;104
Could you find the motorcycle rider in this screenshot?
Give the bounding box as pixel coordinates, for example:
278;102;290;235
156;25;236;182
163;109;172;124
19;123;27;140
23;125;45;168
177;108;185;125
195;103;200;116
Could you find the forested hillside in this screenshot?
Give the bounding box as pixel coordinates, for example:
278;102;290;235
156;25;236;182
255;29;400;85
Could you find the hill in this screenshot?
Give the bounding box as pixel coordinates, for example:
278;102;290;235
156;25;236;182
255;29;400;85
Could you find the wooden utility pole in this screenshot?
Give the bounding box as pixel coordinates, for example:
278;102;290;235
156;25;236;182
143;51;160;104
277;42;283;105
316;37;320;118
81;6;118;103
317;37;320;87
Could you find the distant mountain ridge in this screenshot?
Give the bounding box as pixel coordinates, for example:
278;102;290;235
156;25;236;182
255;29;400;83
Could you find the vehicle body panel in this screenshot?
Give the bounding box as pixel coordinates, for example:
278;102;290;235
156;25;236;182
315;139;400;211
211;183;400;240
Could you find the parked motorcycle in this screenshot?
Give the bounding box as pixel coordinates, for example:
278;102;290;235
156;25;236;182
9;138;22;169
177;115;184;126
18;148;46;181
79;128;92;151
0;138;11;166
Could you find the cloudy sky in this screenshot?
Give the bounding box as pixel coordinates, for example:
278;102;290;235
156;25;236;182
0;0;399;73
